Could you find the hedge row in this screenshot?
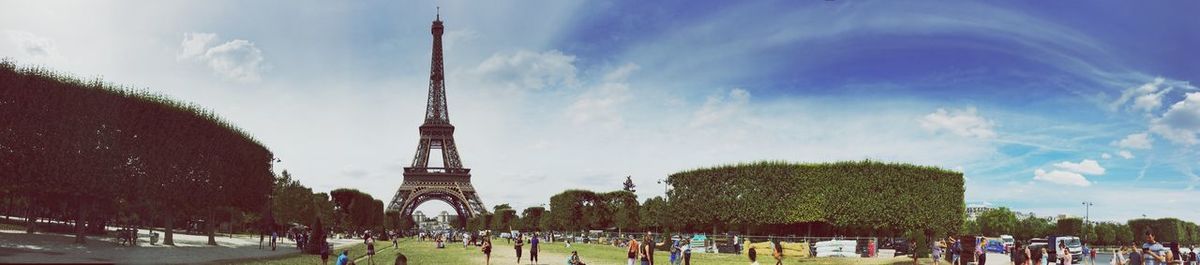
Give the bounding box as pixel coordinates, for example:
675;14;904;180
667;160;964;235
1128;218;1200;245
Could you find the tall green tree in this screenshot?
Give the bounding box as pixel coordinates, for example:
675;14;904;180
977;207;1018;237
520;207;546;232
639;196;669;232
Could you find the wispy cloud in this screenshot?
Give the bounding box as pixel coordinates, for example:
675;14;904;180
177;32;267;83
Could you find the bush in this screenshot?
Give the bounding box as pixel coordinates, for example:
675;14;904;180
667;160;964;235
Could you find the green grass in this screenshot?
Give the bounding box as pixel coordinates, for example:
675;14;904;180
231;238;473;265
236;238;937;265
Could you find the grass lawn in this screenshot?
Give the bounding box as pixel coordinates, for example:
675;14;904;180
231;238;473;265
236;238;938;265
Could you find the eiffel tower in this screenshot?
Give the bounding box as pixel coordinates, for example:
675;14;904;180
388;10;486;226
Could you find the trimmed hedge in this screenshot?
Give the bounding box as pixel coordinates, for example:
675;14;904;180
668;160;964;235
1129;218;1200;245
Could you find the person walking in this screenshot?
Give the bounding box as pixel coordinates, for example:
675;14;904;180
530;233;540;264
670;236;681;265
1088;244;1096;265
932;239;943;265
514;234;525;264
1060;243;1073;265
271;230;278;251
1031;245;1043;265
627;235;641;265
640;235;652;265
320;242;331;265
682;238;692;265
366;238;376;265
976;238;987;265
482;237;493;265
950;237;961;265
868;239;876;258
645;232;659;265
1011;242;1023;265
1142;230;1168;265
1040;247;1048;265
1112;246;1128;265
772;239;783;265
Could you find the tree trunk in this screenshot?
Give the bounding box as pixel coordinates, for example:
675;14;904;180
206;210;217;246
164;213;175;246
74;200;87;244
25;204;36;234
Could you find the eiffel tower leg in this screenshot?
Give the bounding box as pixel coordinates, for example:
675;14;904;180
411;139;432;168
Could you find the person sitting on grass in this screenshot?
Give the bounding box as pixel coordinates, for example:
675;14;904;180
748;246;759;265
336;250;350;265
568;250;587;265
393;253;407;265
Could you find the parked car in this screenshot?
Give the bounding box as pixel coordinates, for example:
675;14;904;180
984;239;1006;253
1000;235;1015;253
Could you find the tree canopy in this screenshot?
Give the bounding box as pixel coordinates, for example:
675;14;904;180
0;60;274;244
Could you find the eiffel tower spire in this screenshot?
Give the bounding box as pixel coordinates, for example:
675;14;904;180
425;8;449;124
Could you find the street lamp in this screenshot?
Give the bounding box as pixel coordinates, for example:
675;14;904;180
656;179;669;199
1082;202;1093;243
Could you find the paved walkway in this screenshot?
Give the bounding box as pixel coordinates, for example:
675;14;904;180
0;228;357;264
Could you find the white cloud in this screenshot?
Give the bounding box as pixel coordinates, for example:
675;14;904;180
1053;159;1105;175
1114;132;1153;150
1129;78;1169;112
1150;92;1200;145
564;64;636;128
1034;169;1091;187
1101;153;1112;159
473;50;577;91
177;32;266;82
3;30;58;58
1118;150;1134;159
919;107;996;139
177;32;216;60
689;88;751;128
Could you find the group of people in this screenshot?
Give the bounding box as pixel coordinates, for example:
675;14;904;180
477;232;545;265
625;232;697;265
1111;230;1199;265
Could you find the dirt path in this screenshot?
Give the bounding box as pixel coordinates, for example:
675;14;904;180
474;240;574;265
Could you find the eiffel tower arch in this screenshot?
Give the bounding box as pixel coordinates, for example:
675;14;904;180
388;11;486;227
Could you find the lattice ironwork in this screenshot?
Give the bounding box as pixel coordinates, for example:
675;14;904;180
389;12;486;227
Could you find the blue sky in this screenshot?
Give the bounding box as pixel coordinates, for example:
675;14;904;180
2;0;1198;222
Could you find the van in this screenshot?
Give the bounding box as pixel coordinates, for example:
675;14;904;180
1047;236;1083;263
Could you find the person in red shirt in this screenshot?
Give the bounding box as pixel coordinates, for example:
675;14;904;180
868;239;877;258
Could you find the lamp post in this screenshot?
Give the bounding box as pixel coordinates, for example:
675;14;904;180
656;179;669;199
1082;201;1093;243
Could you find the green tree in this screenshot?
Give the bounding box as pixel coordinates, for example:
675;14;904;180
1057;218;1083;236
604;191;639;233
520;207;546;232
492;208;517;232
961;219;981;235
639;196;668;232
977;207;1018;237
